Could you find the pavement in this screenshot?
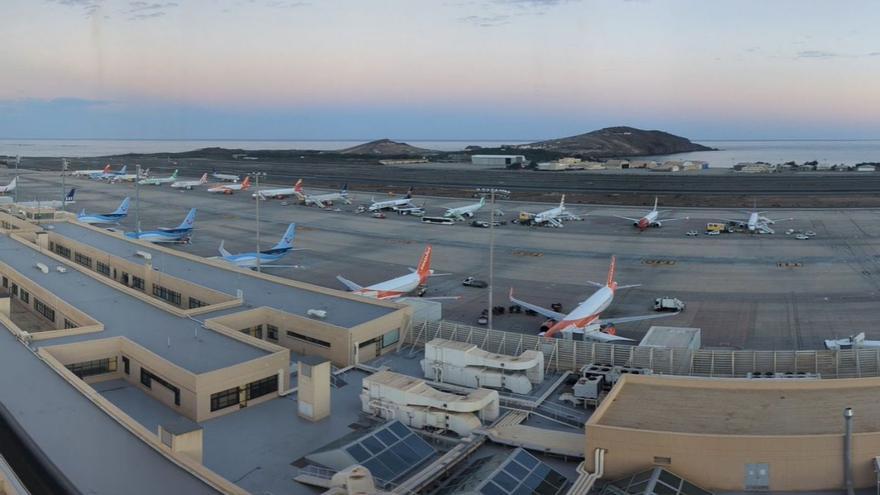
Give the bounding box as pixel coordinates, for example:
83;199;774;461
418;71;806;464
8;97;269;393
9;169;880;351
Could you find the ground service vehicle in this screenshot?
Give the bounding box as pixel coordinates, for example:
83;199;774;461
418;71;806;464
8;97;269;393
421;216;454;225
654;297;685;312
462;277;488;288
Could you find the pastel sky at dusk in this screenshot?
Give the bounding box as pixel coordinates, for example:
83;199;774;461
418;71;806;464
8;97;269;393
2;0;880;139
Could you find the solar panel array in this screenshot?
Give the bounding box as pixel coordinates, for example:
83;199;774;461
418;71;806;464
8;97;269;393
343;420;436;486
479;449;570;495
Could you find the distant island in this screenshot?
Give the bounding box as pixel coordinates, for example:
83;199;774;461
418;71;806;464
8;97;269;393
516;126;714;157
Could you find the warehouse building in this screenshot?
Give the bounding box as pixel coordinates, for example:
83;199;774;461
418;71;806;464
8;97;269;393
470;154;526;166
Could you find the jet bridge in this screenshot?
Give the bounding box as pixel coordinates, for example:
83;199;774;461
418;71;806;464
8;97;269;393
360;370;499;436
421;338;544;394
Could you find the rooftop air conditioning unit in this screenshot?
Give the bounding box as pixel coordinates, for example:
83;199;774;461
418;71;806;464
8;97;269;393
307;309;327;319
135;250;152;260
35;263;49;274
56;266;66;273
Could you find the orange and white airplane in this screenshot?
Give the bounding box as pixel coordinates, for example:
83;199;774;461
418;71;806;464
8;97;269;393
509;256;679;341
613;197;689;231
208;176;250;194
337;246;442;300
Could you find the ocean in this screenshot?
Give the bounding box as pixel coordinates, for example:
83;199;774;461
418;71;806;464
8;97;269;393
2;138;879;168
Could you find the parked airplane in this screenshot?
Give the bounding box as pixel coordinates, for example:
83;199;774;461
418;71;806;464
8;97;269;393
720;202;792;234
613;197;688;230
125;208;196;243
215;223;298;268
77;197;130;225
521;195;581;227
170;173;208;190
295;180;351;207
16;188;76;208
139;169;178;186
252;180;301;200
207;176;250;194
110;168;149;183
91;165;127;181
336;245;441;300
509;256;678;341
211;169;240;182
0;177;17;194
367;187;415;212
71;164;110;177
444;197;485;220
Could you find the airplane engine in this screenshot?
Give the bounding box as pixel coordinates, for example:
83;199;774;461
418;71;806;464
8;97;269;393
464;212;474;218
652;221;662;228
632;222;639;227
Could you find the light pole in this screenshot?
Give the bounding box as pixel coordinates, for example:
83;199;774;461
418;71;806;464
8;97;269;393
488;189;496;329
13;155;20;203
252;172;267;272
135;164;142;232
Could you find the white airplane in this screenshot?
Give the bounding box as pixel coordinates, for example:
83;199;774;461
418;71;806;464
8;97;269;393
71;164;110;177
522;195;581;228
509;256;679;342
208;176;251;194
211;169;240;182
139;169;178;185
444;197;485;221
612;197;689;230
110;168;149;183
367;187;415;212
720;202;792;234
337;245;442;300
0;177;17;194
77;197;130;225
170;173;208;190
16;188;76;208
295;180;351;207
252;180;301;200
91;165;127;181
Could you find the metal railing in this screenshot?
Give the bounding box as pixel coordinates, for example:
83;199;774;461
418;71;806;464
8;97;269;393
405;320;880;379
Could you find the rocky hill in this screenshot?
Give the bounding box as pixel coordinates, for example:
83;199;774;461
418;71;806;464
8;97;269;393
521;126;713;157
338;139;433;156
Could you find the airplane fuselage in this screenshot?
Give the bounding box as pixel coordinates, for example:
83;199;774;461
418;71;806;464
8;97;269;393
535;206;564;224
125;230;191;243
253;188;296;199
548;286;615;333
221;250;290;268
369;198;411;211
78;214;125;225
354;272;422;300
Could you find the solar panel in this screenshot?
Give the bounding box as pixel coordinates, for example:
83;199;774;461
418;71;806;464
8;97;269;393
339;421;436;486
483;449;571;495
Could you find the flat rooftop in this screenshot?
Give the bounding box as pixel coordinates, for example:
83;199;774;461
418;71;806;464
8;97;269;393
592;374;880;436
0;235;269;373
51;222;396;328
0;323;220;495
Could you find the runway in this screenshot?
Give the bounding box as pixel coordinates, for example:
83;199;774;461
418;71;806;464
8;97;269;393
9;169;880;351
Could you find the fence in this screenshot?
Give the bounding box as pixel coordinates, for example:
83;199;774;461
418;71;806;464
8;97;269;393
405;320;880;379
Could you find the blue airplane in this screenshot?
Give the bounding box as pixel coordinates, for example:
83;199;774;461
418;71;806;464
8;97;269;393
125;208;196;244
216;223;297;268
77;197;131;225
90;165;126;181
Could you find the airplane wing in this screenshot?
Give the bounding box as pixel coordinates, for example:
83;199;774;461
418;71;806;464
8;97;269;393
612;215;641;222
508;289;566;320
765;217;793;223
582;330;635;343
336;275;364;291
596;311;680;326
312;199;326;208
657;216;689;222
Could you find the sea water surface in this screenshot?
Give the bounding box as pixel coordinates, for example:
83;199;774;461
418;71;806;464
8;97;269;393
2;138;879;168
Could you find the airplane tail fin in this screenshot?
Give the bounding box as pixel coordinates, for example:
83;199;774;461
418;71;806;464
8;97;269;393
65;188;75;202
560;194;565;208
653;196;658;211
294;179;303;194
78;208;86;217
218;240;232;258
7;177;16;190
199;173;208;184
118;165;127;175
177;208;197;230
416;245;433;281
241;176;251;190
102;164;110;173
341;183;348;195
606;255;617;288
171;169;178;179
113;197;131;216
405;187;413;199
272;223;296;250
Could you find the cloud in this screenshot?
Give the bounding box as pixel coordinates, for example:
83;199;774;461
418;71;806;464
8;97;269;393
795;50;840;59
459;14;511;27
265;1;310;7
47;0;102;17
125;1;177;19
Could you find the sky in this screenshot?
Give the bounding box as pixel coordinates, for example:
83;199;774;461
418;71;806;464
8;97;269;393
2;0;880;140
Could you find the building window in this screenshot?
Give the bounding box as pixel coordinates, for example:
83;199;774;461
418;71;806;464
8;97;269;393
74;252;92;268
2;276;7;288
188;297;206;309
122;355;130;375
66;357;117;379
286;331;331;348
96;261;111;276
210;387;240;412
19;289;29;304
246;375;278;401
54;244;71;259
382;329;400;348
10;284;17;296
152;285;181;306
254;326;262;339
34;299;55;323
140;368;181;406
266;324;278;341
64;318;77;329
132;276;145;291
